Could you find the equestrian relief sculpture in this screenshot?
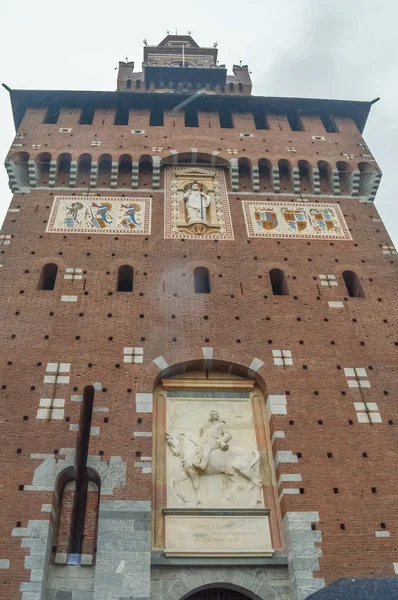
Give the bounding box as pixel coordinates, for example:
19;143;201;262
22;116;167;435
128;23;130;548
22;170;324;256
166;410;263;506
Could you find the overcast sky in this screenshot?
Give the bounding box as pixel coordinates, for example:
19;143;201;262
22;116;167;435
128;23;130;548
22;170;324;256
0;0;397;244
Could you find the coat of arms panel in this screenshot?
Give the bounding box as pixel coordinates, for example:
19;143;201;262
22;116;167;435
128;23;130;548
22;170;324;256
243;200;352;241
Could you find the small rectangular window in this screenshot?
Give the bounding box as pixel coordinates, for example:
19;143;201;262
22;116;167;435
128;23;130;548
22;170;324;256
150;107;164;126
114;106;129;126
79;107;94;125
287;113;304;131
321;114;339;133
219;110;234;129
252;110;269;130
185;109;199;128
43;108;60;124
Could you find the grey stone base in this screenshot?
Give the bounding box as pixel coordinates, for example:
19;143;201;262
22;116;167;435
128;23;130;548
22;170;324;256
46;565;95;600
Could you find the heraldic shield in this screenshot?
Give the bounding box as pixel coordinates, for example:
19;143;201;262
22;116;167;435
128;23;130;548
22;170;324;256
309;208;339;233
254;210;278;230
282;207;307;232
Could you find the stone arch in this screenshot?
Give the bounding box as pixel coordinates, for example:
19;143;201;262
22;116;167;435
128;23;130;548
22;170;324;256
137;346;269;396
156;572;279;600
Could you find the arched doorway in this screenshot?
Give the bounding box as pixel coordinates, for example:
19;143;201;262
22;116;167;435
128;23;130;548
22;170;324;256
185;588;255;600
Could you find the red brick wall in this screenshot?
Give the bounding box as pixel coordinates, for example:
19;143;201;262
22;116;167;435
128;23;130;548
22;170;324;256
0;105;396;597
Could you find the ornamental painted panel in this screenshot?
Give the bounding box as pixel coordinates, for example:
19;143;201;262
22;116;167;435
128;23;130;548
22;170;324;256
46;196;151;235
164;166;233;240
242;201;352;241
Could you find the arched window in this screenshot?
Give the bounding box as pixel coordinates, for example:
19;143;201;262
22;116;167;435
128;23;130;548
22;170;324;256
117;154;132;187
358;162;377;197
76;154;92;186
138;155;152;187
194;267;210;294
343;271;364;298
9;151;30;187
98;154;112;187
136;79;141;90
278;159;293;192
126;79;132;89
318;160;332;193
298;160;312;193
336;161;352;194
36;152;52;185
269;268;289;295
38;263;58;290
258;159;272;191
117;265;134;292
238;158;252;191
56;153;72;186
238;82;243;93
229;82;234;92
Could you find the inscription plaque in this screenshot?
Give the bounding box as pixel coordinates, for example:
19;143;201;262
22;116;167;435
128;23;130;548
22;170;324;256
164;512;273;557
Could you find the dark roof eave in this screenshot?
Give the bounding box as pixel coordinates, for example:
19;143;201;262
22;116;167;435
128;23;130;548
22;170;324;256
5;88;375;133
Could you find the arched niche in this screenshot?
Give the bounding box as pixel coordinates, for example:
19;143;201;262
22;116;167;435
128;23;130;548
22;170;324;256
152;366;282;556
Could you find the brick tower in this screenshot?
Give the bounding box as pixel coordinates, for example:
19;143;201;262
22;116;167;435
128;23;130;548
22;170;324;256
0;34;395;600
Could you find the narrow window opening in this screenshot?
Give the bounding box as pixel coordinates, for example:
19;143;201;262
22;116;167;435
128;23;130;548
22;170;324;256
43;107;60;124
321;114;339;133
219;110;234;129
287;112;304;131
126;79;132;89
114;106;129;125
79;107;94;125
70;386;95;554
253;110;269;130
117;265;134;292
185;109;199;127
194;267;210;294
38;263;58;290
150;107;164;126
343;270;364;298
269;268;289;295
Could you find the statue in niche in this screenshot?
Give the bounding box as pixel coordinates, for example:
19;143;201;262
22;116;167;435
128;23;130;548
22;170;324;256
166;410;263;506
183;181;210;223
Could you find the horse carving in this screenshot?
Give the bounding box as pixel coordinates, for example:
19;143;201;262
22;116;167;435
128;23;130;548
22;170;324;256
166;410;263;506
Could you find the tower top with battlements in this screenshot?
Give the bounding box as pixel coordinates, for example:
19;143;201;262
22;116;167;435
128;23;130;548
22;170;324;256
117;34;252;95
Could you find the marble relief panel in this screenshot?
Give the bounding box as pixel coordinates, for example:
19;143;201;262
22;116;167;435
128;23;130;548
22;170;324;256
166;396;264;509
164;166;234;240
